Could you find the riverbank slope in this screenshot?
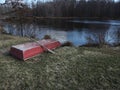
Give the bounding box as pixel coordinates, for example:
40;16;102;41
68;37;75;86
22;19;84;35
0;34;120;90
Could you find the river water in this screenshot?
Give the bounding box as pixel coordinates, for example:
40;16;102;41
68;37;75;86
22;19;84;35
2;19;120;46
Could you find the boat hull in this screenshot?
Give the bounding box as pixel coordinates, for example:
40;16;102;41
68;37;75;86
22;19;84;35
10;39;61;60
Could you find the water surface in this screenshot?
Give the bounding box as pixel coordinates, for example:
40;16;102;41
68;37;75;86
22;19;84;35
2;19;120;46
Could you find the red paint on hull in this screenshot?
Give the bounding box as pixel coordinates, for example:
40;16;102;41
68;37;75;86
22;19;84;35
10;39;61;60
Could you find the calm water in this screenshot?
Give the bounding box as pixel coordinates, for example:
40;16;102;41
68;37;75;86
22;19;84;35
2;19;120;46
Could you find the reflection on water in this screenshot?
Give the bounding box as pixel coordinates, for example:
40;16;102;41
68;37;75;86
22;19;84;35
2;20;120;46
69;20;120;26
105;25;120;45
67;29;100;46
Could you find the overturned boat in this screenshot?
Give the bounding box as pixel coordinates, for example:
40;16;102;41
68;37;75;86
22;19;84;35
10;39;61;60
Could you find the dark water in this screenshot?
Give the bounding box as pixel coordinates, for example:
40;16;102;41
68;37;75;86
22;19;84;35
2;19;120;46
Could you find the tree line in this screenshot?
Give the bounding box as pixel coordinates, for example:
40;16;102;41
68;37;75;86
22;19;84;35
30;0;120;19
0;0;120;19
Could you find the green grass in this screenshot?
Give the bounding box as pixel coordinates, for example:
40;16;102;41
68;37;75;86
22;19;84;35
0;34;120;90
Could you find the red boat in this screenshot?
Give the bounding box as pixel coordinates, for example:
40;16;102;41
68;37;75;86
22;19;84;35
10;39;61;60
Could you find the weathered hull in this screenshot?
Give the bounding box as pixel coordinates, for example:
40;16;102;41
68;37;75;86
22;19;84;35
10;39;61;60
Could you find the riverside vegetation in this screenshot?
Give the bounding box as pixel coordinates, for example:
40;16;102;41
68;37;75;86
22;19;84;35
0;33;120;90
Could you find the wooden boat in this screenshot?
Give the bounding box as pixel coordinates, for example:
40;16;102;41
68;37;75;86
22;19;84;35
10;39;61;60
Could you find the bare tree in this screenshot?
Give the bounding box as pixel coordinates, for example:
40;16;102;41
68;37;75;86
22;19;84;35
4;0;24;9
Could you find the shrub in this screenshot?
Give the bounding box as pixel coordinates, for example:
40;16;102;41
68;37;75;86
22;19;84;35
62;41;73;46
43;35;51;39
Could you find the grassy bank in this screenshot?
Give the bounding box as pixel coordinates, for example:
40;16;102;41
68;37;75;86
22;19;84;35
0;34;120;90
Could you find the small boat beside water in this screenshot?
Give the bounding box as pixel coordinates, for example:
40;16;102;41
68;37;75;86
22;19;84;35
10;39;61;60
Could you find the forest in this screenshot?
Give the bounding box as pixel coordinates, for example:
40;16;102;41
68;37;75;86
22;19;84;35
31;0;120;19
0;0;120;19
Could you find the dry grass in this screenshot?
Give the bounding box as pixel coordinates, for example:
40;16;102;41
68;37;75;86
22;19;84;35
0;34;120;90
